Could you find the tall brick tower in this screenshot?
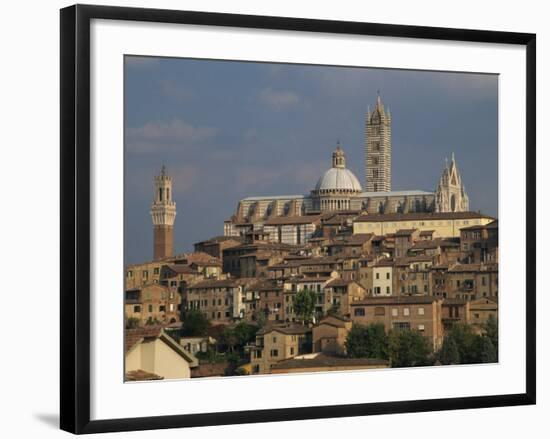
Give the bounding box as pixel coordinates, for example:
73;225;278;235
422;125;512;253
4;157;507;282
150;166;176;261
365;93;392;192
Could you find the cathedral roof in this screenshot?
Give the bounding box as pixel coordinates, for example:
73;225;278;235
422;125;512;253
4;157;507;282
315;167;362;192
358;190;433;197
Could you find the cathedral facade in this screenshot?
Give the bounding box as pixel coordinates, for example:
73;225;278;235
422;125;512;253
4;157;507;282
224;96;469;235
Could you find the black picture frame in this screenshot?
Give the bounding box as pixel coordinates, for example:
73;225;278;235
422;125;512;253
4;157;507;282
60;4;536;434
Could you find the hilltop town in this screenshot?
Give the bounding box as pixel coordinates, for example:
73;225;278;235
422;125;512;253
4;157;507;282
125;96;498;381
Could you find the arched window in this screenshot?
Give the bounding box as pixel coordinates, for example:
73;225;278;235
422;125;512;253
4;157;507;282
378;201;384;214
451;194;456;212
166;188;170;200
159;187;163;201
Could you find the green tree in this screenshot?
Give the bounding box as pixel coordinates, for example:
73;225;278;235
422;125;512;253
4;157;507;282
180;309;210;337
483;314;498;358
439;336;460;365
221;322;258;356
293;288;317;324
444;323;479;364
254;310;267;328
472;335;498;363
345;323;388;359
388;329;433;368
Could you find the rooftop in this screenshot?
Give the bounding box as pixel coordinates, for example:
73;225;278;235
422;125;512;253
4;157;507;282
242;195;306;201
271;353;389;371
257;323;311;336
359;190;434;197
354;211;495;223
351;296;441;306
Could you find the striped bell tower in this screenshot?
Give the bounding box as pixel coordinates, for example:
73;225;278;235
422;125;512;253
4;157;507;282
150;166;177;260
365;93;392;192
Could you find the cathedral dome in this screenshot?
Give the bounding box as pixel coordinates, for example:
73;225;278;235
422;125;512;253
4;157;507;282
315;167;362;192
314;144;362;193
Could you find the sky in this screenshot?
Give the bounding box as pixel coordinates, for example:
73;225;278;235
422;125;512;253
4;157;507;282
124;56;498;264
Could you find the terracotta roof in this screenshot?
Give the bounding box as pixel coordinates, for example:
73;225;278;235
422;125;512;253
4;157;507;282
271;353;388;370
374;258;394;268
125;326;163;354
257;323;311;336
294;276;332;283
351;296;440;306
187;279;239;289
394;228;418;237
354;211;495;223
448;263;498;273
247;280;283;292
165;264;198;274
125;369;164;381
410;238;459;250
191;362;228;378
184;252;222;266
316;315;351;328
326;278;356;288
394;255;434;266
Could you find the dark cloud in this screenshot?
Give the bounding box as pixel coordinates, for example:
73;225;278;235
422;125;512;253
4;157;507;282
124;56;498;264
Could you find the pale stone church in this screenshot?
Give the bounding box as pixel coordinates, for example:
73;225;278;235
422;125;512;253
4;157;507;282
224;95;469;236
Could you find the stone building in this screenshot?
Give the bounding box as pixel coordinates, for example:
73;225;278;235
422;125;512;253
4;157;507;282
150;166;177;261
184;278;252;324
249;323;312;375
350;296;444;349
125;283;181;326
312;315;353;355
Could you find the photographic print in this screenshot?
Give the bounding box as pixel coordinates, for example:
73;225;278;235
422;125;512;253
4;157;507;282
123;56;499;381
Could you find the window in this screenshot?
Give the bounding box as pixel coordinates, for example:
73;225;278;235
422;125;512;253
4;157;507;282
127;270;133;278
374;307;385;316
386;272;390;280
273;336;277;343
392;322;411;331
386;286;390;294
418;324;425;331
354;308;365;317
133;305;141;313
374;287;381;295
391;308;398;317
403;307;410;316
154;267;159;275
418;307;425;315
290;347;294;355
169;303;174;312
142;270;148;278
159;305;166;313
148;305;153;313
376;272;380;280
270;349;279;357
256;350;262;359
